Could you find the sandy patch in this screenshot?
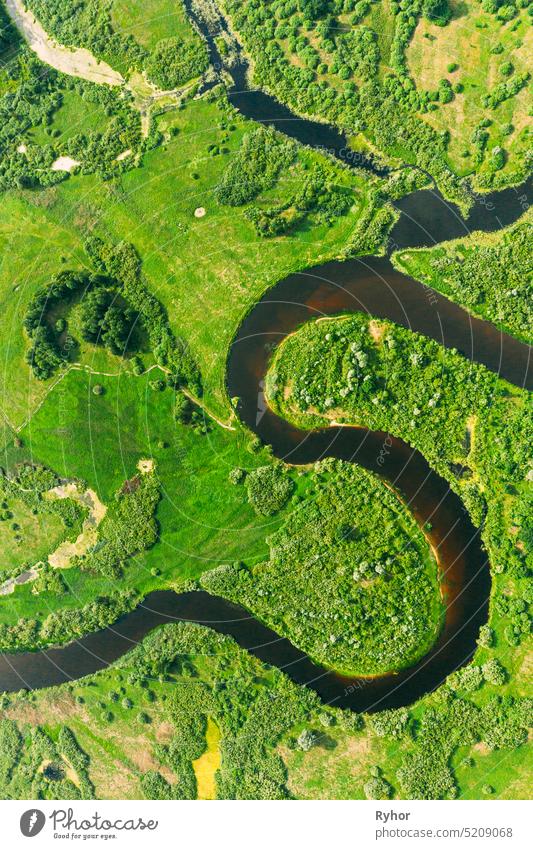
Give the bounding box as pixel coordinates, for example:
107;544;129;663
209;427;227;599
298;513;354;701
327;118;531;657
44;484;106;569
194;207;206;218
124;737;161;773
88;757;141;800
154;721;174;744
5;0;124;86
137;458;155;474
0;567;39;596
116;149;132;162
51;156;80;173
368;319;386;343
5;691;83;726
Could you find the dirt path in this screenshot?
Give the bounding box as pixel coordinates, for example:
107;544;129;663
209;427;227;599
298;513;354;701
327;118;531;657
5;0;124;86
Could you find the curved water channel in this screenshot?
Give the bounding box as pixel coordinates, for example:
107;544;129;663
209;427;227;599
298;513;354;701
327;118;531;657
0;181;530;711
0;4;531;710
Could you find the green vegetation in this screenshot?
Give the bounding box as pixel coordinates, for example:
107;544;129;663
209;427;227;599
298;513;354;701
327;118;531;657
202;459;442;675
394;211;533;344
25;0;208;88
1;619;530;800
244;464;295;516
265;308;531;793
221;0;532;198
0;622;323;800
111;0;198;51
0;0;529;803
0;90;378;426
215;126;297;206
72;474;160;579
266;312;532;582
0;39;142;192
22;236;201;388
144;35;208;91
0;587;137;652
0;366;287;650
0;464;85;582
79;287;137;355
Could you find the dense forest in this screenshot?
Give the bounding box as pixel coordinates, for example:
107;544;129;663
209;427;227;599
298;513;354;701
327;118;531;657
203;459;443;675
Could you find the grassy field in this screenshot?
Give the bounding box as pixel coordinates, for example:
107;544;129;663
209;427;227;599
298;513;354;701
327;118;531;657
0;366;284;630
0;493;65;574
406;1;532;184
111;0;196;51
29;89;110;147
0;95;374;428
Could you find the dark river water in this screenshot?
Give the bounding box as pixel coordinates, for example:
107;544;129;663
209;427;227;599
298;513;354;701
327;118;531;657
0;11;531;710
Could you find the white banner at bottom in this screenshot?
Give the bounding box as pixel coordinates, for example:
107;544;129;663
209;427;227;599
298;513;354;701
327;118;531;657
1;798;530;848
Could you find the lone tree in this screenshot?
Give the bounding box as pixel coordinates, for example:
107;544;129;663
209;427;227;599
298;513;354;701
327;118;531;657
296;729;317;751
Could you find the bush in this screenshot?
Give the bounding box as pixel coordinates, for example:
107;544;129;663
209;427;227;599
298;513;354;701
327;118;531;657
229;467;246;485
478;625;494;648
370;709;410;739
296;729;317;751
482;659;507;686
215;127;296;206
364;776;392;800
449;665;483;692
245;465;294;515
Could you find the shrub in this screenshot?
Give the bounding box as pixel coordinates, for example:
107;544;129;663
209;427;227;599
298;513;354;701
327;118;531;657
215;126;296;206
482;659;507;686
449;665;483;692
364;776;392;799
478;625;494;648
229;467;246;485
245;465;294;515
296;729;317;751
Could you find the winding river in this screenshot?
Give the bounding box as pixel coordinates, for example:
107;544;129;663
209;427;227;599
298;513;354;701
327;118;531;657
0;3;531;711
